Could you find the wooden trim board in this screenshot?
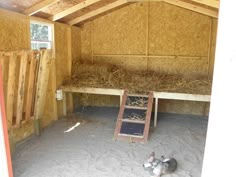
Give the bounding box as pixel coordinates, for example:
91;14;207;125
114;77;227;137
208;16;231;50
61;86;124;96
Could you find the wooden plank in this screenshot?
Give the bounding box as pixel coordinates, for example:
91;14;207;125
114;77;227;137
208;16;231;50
22;55;31;119
114;90;128;139
129;0;218;17
62;92;67;116
67;27;73;114
31;56;40;117
129;0;219;9
118;133;143;138
23;0;61;16
34;50;53;122
125;105;147;110
127;94;148;97
163;0;218;18
0;55;6;100
93;54;206;59
68;0;129;25
189;0;219;9
49;59;58;120
154;92;211;102
16;52;28;127
122;119;145;124
154;97;158;127
25;52;37;121
61;86;124;96
116;135;146;143
143;92;153;142
6;54;17;128
49;0;103;21
0;55;5;79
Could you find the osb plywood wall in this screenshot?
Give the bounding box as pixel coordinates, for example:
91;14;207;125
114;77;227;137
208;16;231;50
0;9;30;51
0;9;79;143
0;9;33;143
75;2;218;115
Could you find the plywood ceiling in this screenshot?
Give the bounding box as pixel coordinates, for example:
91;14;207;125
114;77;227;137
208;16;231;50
0;0;219;25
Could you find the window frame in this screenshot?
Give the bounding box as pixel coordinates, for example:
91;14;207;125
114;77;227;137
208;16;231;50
30;19;55;53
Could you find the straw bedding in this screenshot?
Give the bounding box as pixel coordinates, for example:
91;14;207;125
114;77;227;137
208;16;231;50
63;63;212;95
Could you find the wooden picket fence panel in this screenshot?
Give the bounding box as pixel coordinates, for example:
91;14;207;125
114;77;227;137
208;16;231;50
0;50;53;129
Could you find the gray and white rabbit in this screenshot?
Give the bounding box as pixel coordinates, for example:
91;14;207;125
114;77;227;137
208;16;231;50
143;152;177;177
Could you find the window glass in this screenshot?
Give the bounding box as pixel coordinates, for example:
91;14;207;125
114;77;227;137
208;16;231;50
30;21;53;50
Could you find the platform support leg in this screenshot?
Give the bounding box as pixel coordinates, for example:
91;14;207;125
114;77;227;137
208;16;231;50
154;97;158;127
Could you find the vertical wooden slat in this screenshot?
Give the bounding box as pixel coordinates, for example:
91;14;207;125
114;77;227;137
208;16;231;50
49;59;58;120
16;52;28;127
31;55;40;117
114;90;128;139
6;53;17;128
0;55;6;99
34;50;53;120
22;53;32;119
143;92;153;142
25;52;37;121
34;50;53;136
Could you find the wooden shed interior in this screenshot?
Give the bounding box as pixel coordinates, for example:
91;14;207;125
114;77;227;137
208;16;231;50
0;0;221;177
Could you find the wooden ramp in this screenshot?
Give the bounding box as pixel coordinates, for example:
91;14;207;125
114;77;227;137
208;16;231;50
114;90;153;143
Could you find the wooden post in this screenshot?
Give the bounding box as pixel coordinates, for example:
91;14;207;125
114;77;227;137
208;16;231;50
67;27;73;114
16;52;28;127
62;92;67;116
154;97;158;127
6;53;17;128
34;119;41;136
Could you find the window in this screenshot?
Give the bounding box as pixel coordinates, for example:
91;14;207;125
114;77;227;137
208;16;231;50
30;21;53;50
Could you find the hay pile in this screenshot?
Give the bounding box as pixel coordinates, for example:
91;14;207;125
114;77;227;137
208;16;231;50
64;63;212;95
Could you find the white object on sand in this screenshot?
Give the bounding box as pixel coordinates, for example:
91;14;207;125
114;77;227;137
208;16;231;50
64;122;80;133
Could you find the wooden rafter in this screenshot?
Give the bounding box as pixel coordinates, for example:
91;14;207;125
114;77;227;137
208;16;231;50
128;0;218;17
68;0;129;25
188;0;219;9
163;0;218;18
23;0;61;16
49;0;103;21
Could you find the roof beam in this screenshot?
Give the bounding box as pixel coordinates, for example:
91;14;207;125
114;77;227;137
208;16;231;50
128;0;219;8
23;0;61;16
49;0;103;21
188;0;219;9
163;0;218;18
68;0;129;25
128;0;219;16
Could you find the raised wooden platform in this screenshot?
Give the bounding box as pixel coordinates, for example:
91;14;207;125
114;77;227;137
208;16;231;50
60;86;211;127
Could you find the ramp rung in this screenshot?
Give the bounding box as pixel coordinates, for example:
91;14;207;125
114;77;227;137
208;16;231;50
125;105;147;110
121;119;145;124
118;133;143;138
127;94;149;98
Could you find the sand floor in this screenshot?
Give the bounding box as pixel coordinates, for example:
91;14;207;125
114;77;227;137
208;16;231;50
13;107;208;177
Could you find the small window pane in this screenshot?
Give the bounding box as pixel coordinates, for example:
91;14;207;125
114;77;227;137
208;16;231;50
30;21;53;50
